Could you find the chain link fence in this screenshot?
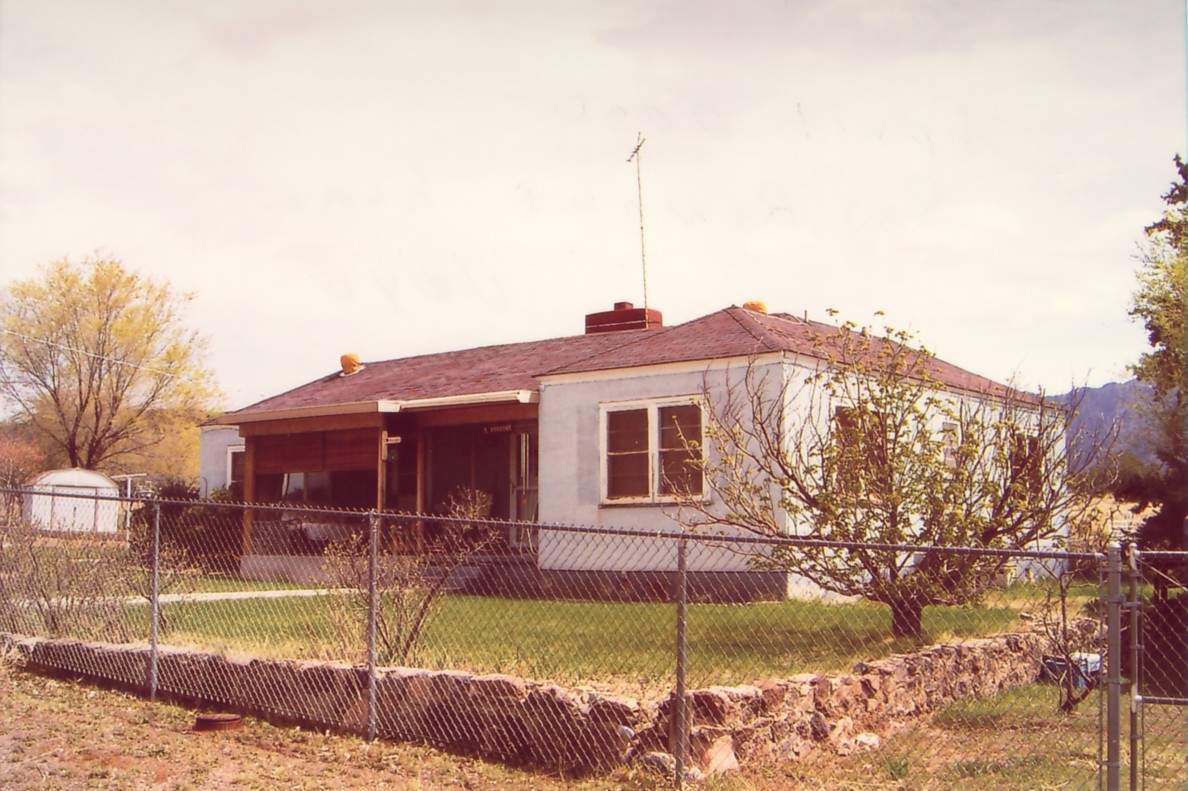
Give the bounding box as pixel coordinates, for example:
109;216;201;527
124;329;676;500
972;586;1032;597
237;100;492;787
1126;547;1188;789
0;486;1184;788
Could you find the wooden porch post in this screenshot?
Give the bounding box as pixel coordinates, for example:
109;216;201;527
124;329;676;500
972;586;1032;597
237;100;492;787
242;437;256;556
378;429;404;553
415;433;426;553
376;431;388;513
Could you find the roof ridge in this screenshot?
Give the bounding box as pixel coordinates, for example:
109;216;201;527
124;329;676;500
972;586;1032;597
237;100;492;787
537;324;675;376
724;305;785;354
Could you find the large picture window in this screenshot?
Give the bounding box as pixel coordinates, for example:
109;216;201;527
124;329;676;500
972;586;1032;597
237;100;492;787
602;399;703;503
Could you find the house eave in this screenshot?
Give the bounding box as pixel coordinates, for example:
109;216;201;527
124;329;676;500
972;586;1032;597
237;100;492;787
397;389;539;411
210;400;404;425
211;390;538;425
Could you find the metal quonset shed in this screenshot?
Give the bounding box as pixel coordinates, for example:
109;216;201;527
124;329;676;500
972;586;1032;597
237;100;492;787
24;468;120;533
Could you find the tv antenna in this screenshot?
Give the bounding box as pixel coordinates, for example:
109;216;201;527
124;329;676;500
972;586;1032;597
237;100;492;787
626;133;650;321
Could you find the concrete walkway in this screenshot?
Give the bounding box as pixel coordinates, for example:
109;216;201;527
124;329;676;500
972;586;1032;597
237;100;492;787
15;588;349;609
141;588;346;605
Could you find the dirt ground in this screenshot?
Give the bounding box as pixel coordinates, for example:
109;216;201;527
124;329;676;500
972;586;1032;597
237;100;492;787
12;653;1119;791
0;659;668;791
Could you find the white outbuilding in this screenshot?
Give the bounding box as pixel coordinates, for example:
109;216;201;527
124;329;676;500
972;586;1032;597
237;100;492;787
24;468;121;533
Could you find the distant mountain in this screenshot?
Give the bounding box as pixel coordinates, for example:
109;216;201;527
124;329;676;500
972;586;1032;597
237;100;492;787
1057;379;1158;470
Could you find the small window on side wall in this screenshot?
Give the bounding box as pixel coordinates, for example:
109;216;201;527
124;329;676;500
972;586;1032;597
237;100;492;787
601;399;703;504
942;421;960;469
1010;431;1042;499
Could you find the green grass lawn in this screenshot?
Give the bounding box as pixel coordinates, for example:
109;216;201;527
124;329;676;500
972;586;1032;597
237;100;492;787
160;593;1021;691
0;543;1075;695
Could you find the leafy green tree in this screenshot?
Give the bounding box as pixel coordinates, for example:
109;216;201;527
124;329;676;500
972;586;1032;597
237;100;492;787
0;257;220;472
682;319;1095;640
1124;156;1188;571
1133;156;1187;397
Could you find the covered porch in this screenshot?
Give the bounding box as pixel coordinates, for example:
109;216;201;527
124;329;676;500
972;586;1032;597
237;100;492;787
230;395;540;565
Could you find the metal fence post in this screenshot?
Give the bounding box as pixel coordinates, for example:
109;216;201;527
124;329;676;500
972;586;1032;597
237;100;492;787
673;537;689;789
1126;544;1141;791
367;510;379;741
149;499;161;702
1106;542;1122;790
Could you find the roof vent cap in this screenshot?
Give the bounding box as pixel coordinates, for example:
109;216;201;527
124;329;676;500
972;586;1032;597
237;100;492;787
340;353;365;377
743;300;768;314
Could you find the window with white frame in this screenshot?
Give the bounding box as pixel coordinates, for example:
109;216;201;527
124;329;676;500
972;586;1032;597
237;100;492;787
601;399;703;503
941;421;960;468
226;445;245;499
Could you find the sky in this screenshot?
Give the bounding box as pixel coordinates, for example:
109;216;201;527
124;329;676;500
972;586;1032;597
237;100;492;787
0;0;1184;411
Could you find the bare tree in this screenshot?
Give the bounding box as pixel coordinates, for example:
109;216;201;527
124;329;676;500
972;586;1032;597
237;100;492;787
679;318;1101;641
323;487;495;666
1036;563;1103;713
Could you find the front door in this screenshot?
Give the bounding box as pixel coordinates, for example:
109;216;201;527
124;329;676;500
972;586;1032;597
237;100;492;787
416;422;538;552
509;430;539;553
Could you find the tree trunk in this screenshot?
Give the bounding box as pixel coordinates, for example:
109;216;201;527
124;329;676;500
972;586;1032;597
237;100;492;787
889;597;925;641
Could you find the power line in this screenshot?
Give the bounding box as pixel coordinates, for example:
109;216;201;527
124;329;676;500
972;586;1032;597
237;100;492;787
0;328;264;400
2;328;184;379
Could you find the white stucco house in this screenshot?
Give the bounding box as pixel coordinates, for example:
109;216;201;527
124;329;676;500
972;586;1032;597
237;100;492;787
199;425;243;498
202;301;1048;596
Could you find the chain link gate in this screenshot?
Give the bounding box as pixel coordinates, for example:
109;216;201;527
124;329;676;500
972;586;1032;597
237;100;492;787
1122;544;1188;790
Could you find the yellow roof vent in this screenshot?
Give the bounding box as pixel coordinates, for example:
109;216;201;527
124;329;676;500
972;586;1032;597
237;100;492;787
742;300;768;315
340;353;365;377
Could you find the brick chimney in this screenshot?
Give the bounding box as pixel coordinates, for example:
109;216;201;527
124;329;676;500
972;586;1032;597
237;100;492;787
584;301;663;334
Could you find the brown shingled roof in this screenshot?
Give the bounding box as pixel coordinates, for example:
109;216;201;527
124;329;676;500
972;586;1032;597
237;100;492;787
222;330;650;420
544;306;1035;403
220;305;1035;422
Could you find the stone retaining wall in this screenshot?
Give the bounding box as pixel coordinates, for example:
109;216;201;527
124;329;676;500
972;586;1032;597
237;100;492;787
649;631;1048;769
0;628;1064;774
